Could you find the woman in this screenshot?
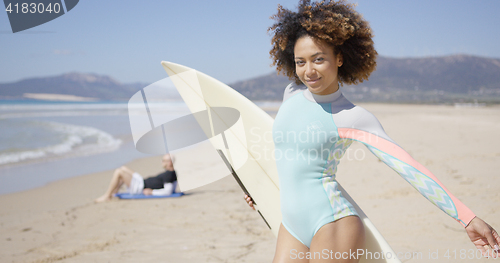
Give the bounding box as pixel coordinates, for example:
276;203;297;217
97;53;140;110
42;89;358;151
245;1;499;262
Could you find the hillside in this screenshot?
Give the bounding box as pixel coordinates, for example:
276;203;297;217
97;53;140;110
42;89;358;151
1;54;499;103
0;72;146;101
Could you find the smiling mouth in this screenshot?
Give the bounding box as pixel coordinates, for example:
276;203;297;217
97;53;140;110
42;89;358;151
306;78;321;84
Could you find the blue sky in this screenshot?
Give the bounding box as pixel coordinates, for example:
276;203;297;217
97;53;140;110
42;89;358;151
1;0;499;85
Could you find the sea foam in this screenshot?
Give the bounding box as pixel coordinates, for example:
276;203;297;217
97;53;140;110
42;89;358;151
0;121;122;166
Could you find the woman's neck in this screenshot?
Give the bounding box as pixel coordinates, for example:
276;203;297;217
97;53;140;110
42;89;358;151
303;87;342;103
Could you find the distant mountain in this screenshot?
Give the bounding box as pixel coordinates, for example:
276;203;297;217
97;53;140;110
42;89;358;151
0;72;148;101
2;54;500;103
229;54;500;104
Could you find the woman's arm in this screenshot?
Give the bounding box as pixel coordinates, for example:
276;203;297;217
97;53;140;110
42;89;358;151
338;125;475;226
336;106;499;255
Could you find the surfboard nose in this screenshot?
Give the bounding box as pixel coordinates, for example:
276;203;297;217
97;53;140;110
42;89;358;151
161;61;192;76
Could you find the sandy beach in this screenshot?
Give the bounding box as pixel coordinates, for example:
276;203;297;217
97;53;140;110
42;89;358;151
1;103;499;263
22;93;99;102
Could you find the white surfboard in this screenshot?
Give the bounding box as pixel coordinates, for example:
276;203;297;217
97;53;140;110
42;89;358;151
162;61;402;263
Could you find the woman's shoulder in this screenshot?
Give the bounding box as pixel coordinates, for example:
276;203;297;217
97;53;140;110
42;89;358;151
332;103;371;128
333;105;396;144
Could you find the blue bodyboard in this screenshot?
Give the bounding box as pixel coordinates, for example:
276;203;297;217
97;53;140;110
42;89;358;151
115;192;184;199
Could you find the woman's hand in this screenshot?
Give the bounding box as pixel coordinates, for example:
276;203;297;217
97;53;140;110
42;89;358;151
244;194;255;210
465;217;500;258
143;188;153;195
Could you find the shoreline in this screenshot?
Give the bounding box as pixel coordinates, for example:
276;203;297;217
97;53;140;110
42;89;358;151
0;140;149;195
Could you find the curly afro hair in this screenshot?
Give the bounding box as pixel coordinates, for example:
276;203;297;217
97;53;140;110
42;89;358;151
269;0;377;85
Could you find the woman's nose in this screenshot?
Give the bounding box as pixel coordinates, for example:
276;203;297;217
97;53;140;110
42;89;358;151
305;63;316;76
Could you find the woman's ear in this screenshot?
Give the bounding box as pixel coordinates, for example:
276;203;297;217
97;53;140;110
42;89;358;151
337;52;343;67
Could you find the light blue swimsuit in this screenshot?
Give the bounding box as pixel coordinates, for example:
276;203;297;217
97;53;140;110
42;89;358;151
272;84;475;248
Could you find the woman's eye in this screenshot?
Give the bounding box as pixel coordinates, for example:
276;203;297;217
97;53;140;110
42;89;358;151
315;57;324;62
295;61;305;66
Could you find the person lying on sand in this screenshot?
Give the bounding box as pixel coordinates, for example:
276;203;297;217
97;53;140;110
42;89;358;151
95;154;177;203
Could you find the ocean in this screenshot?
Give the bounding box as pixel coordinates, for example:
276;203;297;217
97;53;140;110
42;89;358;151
0;99;191;195
0;99;282;195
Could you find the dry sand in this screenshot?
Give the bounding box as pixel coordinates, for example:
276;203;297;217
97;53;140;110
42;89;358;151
1;103;499;262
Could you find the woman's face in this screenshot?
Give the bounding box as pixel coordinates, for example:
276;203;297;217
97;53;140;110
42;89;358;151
294;35;343;95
